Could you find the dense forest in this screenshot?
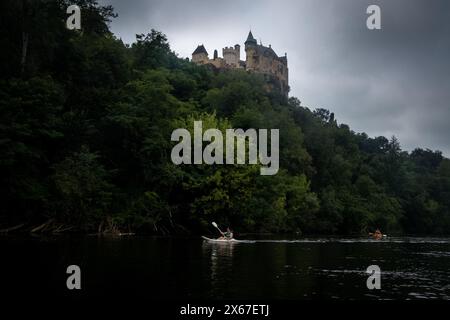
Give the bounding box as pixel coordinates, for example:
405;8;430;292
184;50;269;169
1;0;449;236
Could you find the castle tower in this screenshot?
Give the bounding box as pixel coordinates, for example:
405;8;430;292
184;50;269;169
234;44;240;62
244;30;289;96
244;31;258;70
192;45;209;64
223;45;240;67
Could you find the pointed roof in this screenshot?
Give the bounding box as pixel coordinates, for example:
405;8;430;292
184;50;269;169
192;44;208;55
245;31;257;45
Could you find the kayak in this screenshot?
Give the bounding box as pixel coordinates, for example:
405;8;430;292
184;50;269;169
202;236;255;243
202;236;239;243
369;233;387;240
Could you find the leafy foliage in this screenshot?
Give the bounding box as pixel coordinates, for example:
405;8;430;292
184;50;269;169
1;0;449;235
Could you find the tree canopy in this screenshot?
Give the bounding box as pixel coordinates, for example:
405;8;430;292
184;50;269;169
1;0;449;235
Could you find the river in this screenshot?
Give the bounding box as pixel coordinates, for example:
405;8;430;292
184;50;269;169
2;236;450;300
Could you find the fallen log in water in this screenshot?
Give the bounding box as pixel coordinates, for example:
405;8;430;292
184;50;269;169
30;219;54;233
0;223;25;233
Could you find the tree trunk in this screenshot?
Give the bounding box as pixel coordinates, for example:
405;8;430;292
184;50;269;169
20;31;29;75
20;0;29;76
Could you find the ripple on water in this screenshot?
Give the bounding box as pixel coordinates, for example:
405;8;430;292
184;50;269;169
416;251;450;258
251;237;450;244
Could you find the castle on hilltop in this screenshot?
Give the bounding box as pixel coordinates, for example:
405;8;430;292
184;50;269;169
192;31;289;96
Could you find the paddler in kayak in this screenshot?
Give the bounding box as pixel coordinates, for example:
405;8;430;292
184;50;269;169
369;228;383;240
219;227;233;240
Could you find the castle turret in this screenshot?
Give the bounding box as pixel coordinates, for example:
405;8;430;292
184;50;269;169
245;31;257;70
244;31;257;48
234;44;240;62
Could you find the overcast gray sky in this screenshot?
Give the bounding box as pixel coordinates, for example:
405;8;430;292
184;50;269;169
99;0;450;156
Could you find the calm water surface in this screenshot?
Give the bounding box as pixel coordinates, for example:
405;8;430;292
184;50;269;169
2;236;450;300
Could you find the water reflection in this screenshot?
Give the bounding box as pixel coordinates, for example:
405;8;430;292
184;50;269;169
202;241;236;298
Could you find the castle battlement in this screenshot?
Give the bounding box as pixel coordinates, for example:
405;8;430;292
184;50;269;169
192;31;289;96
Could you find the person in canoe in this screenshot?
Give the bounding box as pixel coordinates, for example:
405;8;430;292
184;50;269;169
369;228;383;240
219;227;233;240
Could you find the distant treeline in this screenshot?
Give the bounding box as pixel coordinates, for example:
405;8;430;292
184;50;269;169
1;0;449;235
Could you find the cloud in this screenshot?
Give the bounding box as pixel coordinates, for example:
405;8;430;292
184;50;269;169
99;0;450;156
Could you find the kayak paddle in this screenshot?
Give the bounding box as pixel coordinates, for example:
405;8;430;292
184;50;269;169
212;221;225;236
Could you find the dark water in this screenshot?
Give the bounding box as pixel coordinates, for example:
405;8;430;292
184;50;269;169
2;236;450;300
